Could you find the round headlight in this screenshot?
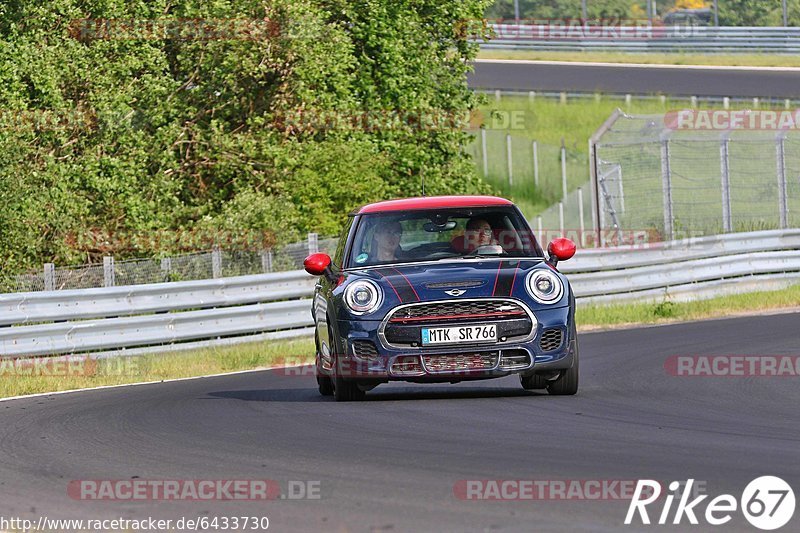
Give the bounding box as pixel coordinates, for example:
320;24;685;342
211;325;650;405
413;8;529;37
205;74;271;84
344;280;383;315
526;269;564;304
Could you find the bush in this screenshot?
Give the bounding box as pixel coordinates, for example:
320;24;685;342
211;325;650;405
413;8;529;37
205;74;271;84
0;0;492;275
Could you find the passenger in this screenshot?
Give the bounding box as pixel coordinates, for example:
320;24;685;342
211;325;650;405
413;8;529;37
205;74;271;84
462;217;495;252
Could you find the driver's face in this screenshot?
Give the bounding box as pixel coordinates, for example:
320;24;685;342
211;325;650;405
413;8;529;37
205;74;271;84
375;222;402;249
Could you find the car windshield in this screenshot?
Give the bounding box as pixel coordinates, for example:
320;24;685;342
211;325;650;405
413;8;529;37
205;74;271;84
346;207;542;268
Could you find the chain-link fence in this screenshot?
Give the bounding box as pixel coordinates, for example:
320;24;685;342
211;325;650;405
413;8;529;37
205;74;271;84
592;111;800;245
3;234;337;294
467;128;588;215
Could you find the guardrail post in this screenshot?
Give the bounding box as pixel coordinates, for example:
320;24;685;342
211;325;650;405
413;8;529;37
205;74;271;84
44;263;55;291
691;96;697;108
261;250;273;273
776;131;789;229
480;127;488;178
307;233;319;255
506;133;513;185
103;256;115;287
494;89;501;102
161;257;172;281
532;140;539;187
720;131;733;232
528;91;535;102
212;248;222;278
723;97;730;110
660;135;675;241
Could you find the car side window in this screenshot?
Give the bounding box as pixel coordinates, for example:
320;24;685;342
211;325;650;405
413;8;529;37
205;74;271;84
332;217;354;269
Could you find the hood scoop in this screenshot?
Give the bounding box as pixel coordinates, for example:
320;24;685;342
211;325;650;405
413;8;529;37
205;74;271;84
424;280;486;290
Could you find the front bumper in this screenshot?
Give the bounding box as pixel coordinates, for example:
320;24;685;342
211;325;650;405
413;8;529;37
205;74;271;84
328;305;575;383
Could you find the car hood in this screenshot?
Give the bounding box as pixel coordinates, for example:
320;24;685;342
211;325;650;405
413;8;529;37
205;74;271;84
339;258;569;312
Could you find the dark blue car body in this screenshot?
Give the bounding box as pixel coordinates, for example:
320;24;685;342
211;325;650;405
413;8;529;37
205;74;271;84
306;196;579;401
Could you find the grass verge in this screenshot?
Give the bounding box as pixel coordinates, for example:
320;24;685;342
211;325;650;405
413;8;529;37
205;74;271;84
0;338;314;400
577;283;800;330
477;49;800;68
2;284;798;399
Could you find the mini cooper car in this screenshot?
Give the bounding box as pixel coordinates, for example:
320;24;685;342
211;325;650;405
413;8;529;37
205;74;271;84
303;195;578;401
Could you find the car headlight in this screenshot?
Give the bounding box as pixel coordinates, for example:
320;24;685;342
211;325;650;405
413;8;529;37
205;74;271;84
344;280;383;315
526;269;564;304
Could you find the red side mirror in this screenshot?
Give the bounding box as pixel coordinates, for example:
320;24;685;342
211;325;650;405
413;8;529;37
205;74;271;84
547;238;576;262
303;253;332;276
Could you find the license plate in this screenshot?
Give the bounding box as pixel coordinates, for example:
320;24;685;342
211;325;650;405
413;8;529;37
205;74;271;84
421;324;497;345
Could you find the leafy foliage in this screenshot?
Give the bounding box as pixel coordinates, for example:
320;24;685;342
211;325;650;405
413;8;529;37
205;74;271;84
0;0;492;275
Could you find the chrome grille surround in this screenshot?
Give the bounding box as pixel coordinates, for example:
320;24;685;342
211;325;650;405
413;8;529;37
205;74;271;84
378;298;537;350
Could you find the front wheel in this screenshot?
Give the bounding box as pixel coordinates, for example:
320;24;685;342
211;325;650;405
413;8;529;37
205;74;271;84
333;368;365;402
546;339;579;396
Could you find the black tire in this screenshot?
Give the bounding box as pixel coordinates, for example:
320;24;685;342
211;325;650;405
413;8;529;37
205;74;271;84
547;336;579;396
520;373;549;390
317;375;334;396
328;325;365;402
333;372;365;402
315;331;334;396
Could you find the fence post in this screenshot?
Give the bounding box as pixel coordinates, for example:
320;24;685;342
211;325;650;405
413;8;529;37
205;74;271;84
537;216;543;248
103;256;115;287
558;201;564;235
719;131;733;233
160;257;172;281
560;138;568;200
44;263;55;291
261;249;274;273
532;140;539;187
307;232;319;255
211;247;222;279
660;134;675;241
506;133;513;185
577;187;585;247
480;127;488;178
776;131;789;229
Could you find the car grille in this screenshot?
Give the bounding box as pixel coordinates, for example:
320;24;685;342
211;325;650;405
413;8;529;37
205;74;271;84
352;340;379;359
382;299;534;347
539;328;564;352
422;351;499;373
388;300;527;324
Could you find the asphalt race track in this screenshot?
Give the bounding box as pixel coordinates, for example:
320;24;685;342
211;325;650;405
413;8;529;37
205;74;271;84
469;60;800;98
0;312;798;532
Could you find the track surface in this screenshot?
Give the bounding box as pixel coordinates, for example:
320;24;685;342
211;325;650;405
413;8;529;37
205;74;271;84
469;60;800;97
1;312;799;532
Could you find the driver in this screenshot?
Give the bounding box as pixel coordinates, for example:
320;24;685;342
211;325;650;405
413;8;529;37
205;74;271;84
371;219;404;262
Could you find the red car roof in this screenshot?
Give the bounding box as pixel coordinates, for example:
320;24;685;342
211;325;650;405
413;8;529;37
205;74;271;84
357;195;514;214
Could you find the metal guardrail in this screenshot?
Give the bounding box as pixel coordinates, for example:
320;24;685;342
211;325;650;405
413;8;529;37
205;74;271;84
481;25;800;53
1;230;798;357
